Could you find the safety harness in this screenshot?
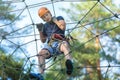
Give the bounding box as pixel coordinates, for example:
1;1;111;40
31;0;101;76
48;33;66;46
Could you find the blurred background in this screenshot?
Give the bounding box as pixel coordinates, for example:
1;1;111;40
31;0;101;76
0;0;120;80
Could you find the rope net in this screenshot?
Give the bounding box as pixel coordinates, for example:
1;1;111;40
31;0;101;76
0;0;120;80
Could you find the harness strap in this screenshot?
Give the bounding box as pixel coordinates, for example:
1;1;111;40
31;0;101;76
48;33;66;46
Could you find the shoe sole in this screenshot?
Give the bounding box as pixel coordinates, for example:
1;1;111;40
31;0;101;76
66;60;73;75
29;73;44;80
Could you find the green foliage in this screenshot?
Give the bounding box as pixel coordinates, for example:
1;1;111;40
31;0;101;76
0;1;32;79
0;49;29;80
0;0;16;22
59;0;120;80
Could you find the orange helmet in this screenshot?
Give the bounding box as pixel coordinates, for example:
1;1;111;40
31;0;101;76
38;7;50;17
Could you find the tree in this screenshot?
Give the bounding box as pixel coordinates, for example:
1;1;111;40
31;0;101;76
0;0;17;23
0;0;32;79
62;0;120;80
45;0;120;80
0;49;30;80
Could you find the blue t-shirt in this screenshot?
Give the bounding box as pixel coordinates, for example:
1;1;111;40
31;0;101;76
42;16;65;41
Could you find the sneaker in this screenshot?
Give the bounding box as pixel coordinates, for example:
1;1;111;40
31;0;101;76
65;59;73;75
29;73;44;80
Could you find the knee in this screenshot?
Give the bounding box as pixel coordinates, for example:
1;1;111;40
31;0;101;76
60;41;69;51
61;41;69;47
39;50;45;56
39;49;50;58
